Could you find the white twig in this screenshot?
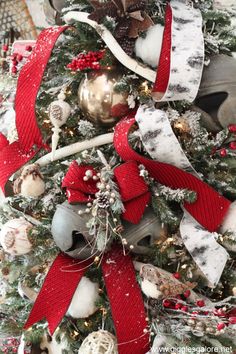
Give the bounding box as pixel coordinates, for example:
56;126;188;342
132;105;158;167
64;11;156;83
36;133;114;166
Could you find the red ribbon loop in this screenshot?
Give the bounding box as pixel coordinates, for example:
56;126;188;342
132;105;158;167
0;26;69;194
113;117;231;232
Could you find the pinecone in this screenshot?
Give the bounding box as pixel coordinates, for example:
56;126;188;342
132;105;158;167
96;192;110;209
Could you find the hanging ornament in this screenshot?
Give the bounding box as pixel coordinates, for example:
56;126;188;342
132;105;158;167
67;276;100;318
140;264;196;299
78;330;118;354
13;163;45;198
0;218;33;256
77;69;130;127
48;90;71;160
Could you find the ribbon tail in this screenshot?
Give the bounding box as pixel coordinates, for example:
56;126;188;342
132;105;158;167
180;212;229;287
24;253;89;334
102;246;150;354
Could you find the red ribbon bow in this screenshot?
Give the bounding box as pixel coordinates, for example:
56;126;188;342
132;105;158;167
62;160;151;224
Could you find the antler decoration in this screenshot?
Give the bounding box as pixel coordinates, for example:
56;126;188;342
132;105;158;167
88;0;153;55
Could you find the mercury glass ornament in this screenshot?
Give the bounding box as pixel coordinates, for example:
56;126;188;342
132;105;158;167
77;69;129;127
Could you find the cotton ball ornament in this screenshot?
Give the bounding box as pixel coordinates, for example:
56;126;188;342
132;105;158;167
13;163;45;198
220;201;236;251
0;218;33;255
135;24;164;68
78;330;118;354
67;276;99;318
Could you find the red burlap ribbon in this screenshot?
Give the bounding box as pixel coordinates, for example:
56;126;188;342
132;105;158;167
113;117;231;232
0;26;69;194
25;247;150;354
62;160;151;224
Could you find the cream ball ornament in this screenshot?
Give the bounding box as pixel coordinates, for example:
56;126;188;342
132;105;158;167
78;330;118;354
0;218;33;255
67;276;99;318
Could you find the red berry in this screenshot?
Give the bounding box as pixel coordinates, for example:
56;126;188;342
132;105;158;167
229;317;236;324
228;124;236;133
181;305;188;312
17;54;23;61
163;299;172;308
11;66;17;74
196;300;205;307
229;141;236;150
184;290;191;298
12;59;18;66
25;45;32;52
2;44;8;51
220;148;227;157
175;303;182;310
173;272;181;279
217;322;225;331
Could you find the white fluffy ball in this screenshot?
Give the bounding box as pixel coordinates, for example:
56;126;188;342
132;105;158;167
141;278;162;299
135;24;164;68
67;276;99;318
220;201;236;251
0;218;33;256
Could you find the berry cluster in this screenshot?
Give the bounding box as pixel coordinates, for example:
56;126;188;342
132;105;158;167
67;50;105;71
219;124;236;157
0;337;28;354
10;45;32;75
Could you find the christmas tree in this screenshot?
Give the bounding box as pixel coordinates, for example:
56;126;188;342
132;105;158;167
0;0;236;353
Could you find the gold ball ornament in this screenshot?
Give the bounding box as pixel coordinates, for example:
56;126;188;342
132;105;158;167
78;69;130;127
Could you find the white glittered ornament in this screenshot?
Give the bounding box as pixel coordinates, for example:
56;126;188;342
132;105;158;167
78;330;118;354
135;24;164;68
67;276;99;318
220;201;236;251
48;91;71;161
0;218;33;256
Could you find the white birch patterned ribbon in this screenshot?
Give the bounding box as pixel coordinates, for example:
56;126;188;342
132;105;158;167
152;0;204;103
135;105;229;287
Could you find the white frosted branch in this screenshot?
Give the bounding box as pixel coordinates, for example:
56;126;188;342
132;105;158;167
64;11;156;83
36;133;114;166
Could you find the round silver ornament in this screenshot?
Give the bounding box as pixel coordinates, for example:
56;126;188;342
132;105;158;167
77;69;129;127
51;201;162;259
196;55;236;132
0;218;33;256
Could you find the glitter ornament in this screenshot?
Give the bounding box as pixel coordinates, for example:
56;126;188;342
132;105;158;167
77;69;129;127
78;330;118;354
0;218;33;256
48;90;71;160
